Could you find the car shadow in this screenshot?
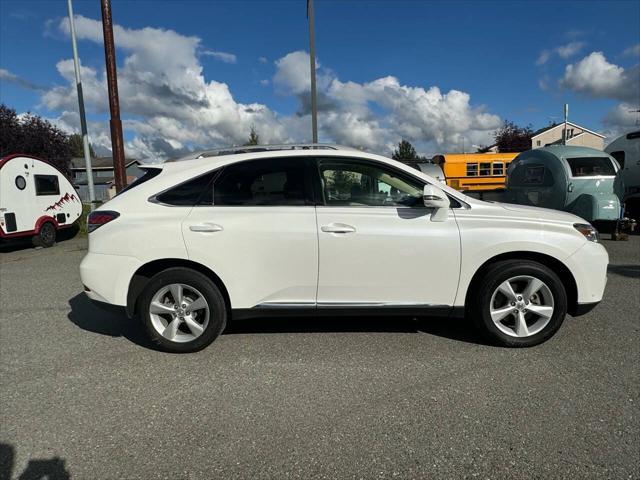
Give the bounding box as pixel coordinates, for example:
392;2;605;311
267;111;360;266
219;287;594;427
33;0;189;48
0;442;71;480
224;315;487;345
68;292;488;348
67;293;158;351
607;264;640;279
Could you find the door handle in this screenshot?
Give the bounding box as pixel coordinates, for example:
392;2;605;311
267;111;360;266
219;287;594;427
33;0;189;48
321;223;356;234
189;223;223;233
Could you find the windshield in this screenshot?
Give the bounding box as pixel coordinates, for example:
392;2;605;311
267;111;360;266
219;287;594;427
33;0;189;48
566;157;616;177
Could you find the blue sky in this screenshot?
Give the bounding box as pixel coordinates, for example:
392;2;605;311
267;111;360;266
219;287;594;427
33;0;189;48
1;0;639;159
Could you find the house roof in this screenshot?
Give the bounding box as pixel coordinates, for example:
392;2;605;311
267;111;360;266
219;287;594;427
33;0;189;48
70;157;139;170
531;122;605;140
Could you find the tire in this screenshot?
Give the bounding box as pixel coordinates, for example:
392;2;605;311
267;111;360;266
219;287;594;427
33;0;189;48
469;260;568;347
33;222;56;248
139;267;227;353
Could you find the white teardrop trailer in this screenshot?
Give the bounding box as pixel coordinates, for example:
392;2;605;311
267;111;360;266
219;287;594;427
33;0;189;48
0;154;82;247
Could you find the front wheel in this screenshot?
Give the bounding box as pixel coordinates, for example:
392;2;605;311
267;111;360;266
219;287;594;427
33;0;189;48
471;260;568;347
139;267;227;353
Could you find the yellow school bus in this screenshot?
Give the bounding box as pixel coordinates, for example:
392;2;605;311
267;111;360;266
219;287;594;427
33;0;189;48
432;152;519;191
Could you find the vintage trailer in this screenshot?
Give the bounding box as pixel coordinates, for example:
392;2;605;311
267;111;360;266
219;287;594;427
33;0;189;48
432;152;518;191
0;154;82;247
505;146;620;227
605;130;640;219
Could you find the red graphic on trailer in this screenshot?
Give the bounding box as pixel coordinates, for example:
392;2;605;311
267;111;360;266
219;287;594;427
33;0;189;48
44;192;79;212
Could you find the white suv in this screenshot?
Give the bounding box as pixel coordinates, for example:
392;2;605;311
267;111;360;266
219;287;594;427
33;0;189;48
80;145;608;352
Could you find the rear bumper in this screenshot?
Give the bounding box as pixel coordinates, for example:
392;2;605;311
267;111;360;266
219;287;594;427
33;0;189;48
80;251;142;306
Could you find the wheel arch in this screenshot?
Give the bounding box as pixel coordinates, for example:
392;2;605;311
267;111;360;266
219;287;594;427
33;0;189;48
126;258;231;318
463;251;579;316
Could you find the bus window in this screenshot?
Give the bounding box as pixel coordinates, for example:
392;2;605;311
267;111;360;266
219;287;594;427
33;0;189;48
492;162;504;175
479;163;491;176
466;163;478;176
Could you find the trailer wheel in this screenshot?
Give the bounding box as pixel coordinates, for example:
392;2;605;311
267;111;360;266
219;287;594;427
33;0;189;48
34;222;56;248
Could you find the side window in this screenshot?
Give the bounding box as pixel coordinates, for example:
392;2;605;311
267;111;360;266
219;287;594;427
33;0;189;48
524;165;545;184
466;163;478;176
214;158;311;206
479;162;491;176
492;162;504;176
156;171;217;206
610;151;625;169
34;175;60;196
318;159;423;207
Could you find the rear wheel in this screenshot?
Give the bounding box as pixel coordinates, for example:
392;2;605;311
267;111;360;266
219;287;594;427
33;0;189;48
471;260;567;347
139;267;226;353
33;222;56;248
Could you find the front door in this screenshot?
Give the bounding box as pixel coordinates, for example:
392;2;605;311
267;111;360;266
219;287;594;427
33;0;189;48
181;157;319;310
314;158;461;309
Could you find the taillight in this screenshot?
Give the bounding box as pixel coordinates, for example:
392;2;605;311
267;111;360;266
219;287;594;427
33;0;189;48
87;210;120;233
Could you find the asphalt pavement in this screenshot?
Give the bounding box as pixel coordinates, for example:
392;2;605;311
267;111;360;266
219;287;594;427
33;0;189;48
1;236;639;479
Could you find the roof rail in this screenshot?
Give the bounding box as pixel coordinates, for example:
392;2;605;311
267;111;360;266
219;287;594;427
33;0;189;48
192;143;358;159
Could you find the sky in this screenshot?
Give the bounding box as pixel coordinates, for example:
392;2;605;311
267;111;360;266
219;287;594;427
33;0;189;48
0;0;639;161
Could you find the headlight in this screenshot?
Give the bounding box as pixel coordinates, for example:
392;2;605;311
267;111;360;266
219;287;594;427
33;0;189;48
573;223;599;242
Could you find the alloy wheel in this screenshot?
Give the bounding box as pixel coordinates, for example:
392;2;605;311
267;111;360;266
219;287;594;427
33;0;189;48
149;283;210;343
489;275;554;338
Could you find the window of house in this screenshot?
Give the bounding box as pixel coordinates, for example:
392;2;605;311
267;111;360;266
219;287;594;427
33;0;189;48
492;162;505;176
536;140;541;146
524;166;545;184
466;163;478;176
318;159;423;207
213;158;312;206
566;157;617;177
610;151;625;169
34;175;60;196
479;163;491;176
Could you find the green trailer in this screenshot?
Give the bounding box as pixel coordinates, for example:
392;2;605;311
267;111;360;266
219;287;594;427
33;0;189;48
505;146;621;228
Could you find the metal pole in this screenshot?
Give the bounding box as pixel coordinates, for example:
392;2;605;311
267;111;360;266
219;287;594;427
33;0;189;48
100;0;126;192
307;0;318;143
563;103;568;145
67;0;96;210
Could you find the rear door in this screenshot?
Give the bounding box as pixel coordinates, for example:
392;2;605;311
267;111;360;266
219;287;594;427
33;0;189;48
313;157;461;310
181;157;319;310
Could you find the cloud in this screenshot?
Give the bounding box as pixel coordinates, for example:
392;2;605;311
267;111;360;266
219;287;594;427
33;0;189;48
201;50;237;64
560;51;640;102
42;17;500;160
536;41;585;65
0;68;46;91
258;56;268;64
623;44;640;57
273;51;501;152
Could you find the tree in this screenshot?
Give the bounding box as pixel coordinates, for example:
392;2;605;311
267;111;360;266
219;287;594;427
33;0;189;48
69;133;96;159
493;120;533;153
244;125;259;146
391;139;426;162
0;104;72;177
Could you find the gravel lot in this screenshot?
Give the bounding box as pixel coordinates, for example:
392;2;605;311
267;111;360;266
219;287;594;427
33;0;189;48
1;236;638;479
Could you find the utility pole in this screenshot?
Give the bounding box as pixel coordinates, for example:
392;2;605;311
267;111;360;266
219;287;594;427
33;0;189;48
67;0;96;209
563;103;569;145
100;0;126;192
307;0;318;143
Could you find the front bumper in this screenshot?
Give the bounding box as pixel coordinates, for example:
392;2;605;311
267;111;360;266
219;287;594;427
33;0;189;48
80;252;142;306
571;301;601;317
564;240;608;305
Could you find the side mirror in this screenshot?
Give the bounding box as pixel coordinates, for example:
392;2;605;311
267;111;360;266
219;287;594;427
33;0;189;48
423;184;450;221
